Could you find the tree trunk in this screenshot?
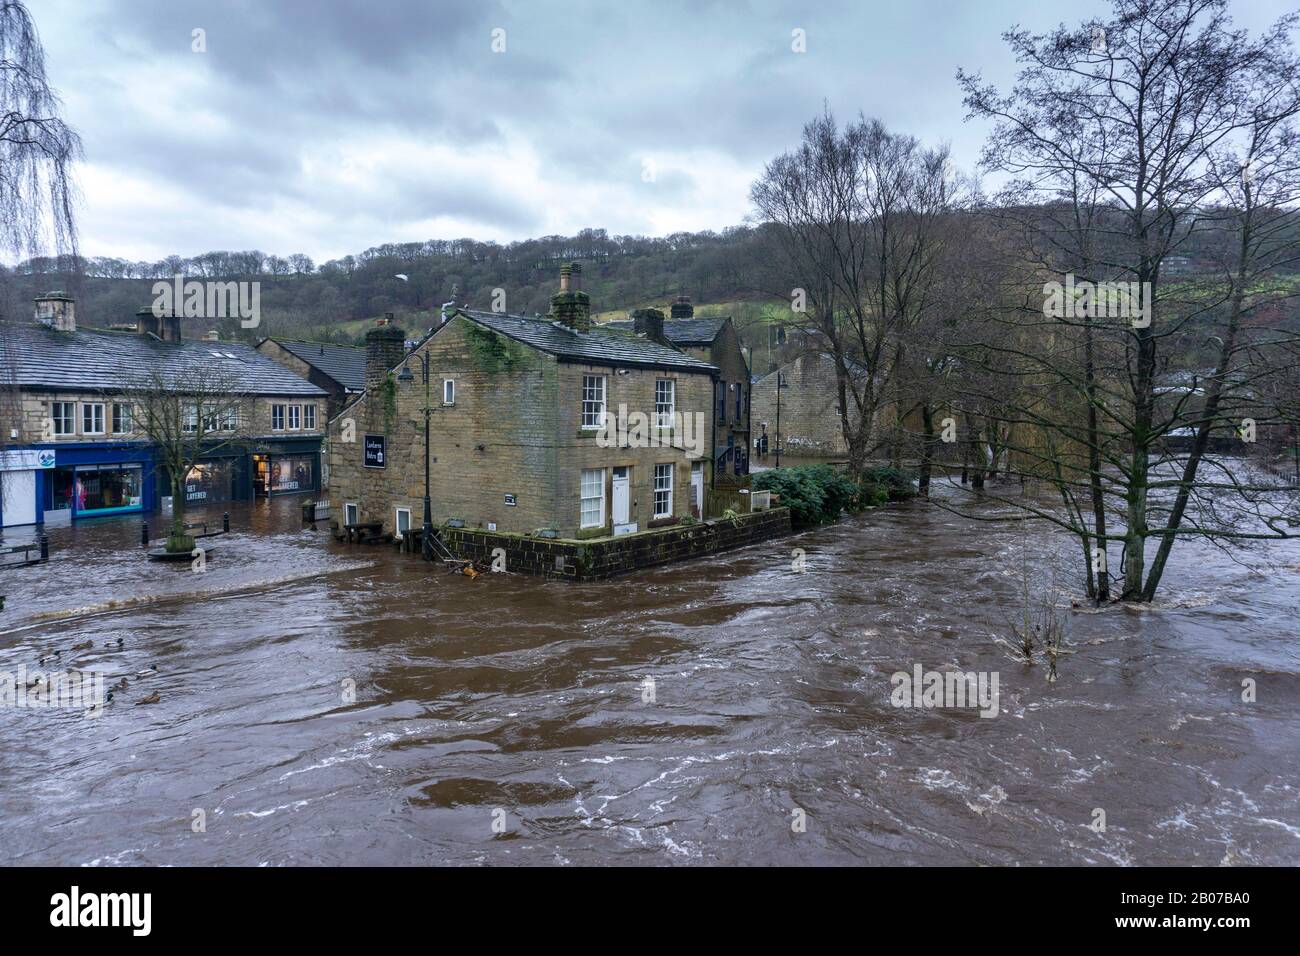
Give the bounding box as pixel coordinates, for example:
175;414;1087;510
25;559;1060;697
918;404;935;498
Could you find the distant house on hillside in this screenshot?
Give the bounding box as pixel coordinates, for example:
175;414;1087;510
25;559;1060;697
256;337;365;419
604;295;751;477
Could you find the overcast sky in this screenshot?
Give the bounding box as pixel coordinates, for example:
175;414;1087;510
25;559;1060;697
34;0;1298;264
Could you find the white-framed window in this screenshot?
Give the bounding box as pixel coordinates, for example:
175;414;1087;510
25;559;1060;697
220;404;239;431
288;404;302;430
653;463;674;518
580;467;605;528
655;379;675;429
272;404;286;430
182;404;199;434
581;374;606;429
51;401;74;436
443;379;455;406
345;502;359;527
112;402;131;434
81;402;105;435
303;404;316;430
395;507;411;539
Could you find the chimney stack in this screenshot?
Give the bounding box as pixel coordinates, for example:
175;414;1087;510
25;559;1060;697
670;294;693;319
161;313;183;342
136;306;162;338
550;261;590;332
365;316;406;391
631;307;667;345
35;292;76;332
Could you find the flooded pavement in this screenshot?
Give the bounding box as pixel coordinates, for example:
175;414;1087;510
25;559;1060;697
1;492;1297;866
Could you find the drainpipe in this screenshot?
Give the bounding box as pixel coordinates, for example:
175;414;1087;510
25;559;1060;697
709;371;717;507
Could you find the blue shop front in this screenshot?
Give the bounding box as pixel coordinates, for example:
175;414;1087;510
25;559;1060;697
40;442;160;524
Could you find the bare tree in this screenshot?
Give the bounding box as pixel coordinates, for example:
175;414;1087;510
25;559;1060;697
953;0;1300;602
123;361;252;553
750;111;960;477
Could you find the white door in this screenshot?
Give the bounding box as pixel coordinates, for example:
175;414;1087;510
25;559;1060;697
1;469;37;527
691;461;705;518
611;466;630;528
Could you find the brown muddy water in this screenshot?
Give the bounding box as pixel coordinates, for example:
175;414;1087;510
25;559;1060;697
0;490;1297;866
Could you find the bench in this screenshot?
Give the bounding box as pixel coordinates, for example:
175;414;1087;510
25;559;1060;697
0;537;49;570
342;521;384;544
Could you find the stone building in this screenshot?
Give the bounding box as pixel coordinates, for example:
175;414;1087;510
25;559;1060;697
604;295;751;478
0;293;326;528
751;351;867;458
327;264;720;542
255;337;365;419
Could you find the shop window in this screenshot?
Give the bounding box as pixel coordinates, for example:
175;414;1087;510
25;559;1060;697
270;456;313;493
75;464;143;515
185;460;233;504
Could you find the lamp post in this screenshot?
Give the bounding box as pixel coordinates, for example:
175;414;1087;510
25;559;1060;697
774;372;788;468
397;353;434;561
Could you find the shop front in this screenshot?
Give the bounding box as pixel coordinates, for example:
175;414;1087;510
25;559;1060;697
182;452;248;506
252;439;321;498
0;448;56;528
40;443;158;523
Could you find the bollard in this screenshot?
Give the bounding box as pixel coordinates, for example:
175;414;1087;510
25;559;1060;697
223;512;230;533
141;521;149;547
39;534;49;562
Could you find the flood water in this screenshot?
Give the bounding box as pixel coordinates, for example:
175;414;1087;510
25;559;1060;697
1;488;1297;866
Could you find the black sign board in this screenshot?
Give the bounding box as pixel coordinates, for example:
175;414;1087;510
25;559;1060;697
364;434;386;469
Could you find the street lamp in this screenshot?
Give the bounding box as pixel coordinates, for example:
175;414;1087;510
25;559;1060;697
774;372;789;468
398;354;435;561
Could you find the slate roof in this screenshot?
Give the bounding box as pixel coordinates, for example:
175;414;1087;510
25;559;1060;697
268;338;366;391
602;317;728;345
453;308;716;374
0;322;327;396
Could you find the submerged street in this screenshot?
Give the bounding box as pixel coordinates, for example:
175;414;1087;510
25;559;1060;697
1;492;1297;866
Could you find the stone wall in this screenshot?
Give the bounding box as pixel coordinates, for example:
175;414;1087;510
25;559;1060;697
440;506;791;580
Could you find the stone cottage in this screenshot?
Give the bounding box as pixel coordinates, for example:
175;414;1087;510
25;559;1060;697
604;295;751;478
326;264;720;542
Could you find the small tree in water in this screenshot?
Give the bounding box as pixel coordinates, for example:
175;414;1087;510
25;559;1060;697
124;359;251;553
